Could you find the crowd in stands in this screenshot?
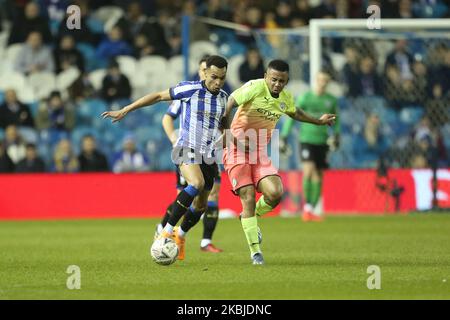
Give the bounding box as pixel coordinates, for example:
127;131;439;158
0;0;449;173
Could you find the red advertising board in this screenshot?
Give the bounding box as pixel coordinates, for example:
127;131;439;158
0;169;448;220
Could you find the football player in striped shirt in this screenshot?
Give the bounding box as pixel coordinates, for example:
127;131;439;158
102;55;229;261
157;56;223;253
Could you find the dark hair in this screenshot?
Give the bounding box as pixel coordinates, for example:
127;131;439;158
199;55;210;65
267;59;289;73
206;55;228;69
49;90;61;99
82;134;95;141
26;143;36;149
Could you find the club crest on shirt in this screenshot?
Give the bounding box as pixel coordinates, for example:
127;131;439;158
232;178;237;187
279;102;287;111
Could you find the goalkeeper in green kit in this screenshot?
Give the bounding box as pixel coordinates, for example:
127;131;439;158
281;71;340;222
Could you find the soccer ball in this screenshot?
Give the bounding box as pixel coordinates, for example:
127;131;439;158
150;237;179;265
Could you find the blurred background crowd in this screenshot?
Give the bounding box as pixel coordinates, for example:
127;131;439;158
0;0;449;173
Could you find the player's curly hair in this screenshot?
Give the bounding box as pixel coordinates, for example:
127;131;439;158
206;55;228;69
268;59;289;73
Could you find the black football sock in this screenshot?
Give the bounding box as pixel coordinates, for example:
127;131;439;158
167;185;199;227
202;201;219;241
180;207;203;233
160;203;173;227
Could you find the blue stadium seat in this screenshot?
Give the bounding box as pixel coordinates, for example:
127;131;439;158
71;126;99;150
18;127;39;144
0;90;4;105
77;43;100;71
0;128;4;141
399;106;425;126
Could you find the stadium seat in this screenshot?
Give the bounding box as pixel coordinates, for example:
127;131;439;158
27;72;57;100
5;43;24;63
56;67;81;91
286;80;310;97
0;90;4;104
167;55;197;83
117;55;137;78
190;41;218;65
327;81;344;97
329;52;347;73
18;126;39;144
77;43;99;71
138;56;168;91
0;71;27;91
0;128;4;141
88;69;107;91
93;6;124;24
16;86;36;104
226;54;245;90
399;106;425;125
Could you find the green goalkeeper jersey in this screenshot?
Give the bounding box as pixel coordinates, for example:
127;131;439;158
281;91;340;145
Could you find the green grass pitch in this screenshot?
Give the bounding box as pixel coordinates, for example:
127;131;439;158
0;214;449;299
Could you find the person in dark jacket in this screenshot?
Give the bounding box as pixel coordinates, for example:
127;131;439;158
16;143;46;173
0;89;34;129
101;60;132;103
0;141;15;173
78;135;109;172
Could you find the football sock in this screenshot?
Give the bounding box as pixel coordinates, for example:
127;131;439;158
178;226;186;238
255;196;273;217
160;203;173;228
311;180;322;207
241;216;261;257
303;178;312;204
163;223;174;234
180;207;203;233
168;185;199;227
202;201;219;241
200;239;211;247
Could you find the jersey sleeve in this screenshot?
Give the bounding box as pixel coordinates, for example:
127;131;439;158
169;81;200;100
230;80;262;106
166;100;181;119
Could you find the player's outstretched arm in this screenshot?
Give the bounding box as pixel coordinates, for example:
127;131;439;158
221;96;239;131
162;114;177;146
289;108;336;126
101;89;172;123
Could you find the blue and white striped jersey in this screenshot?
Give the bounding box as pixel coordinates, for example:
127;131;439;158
169;80;228;157
166;100;182;119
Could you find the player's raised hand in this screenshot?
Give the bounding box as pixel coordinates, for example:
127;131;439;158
101;108;128;123
318;114;336;126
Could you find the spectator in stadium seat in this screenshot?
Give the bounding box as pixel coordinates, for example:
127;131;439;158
0;89;34;129
0;141;15;173
53;138;79;173
78;135;109;172
116;1;173;56
112;135;149;173
101;60;132;104
198;0;232;21
53;34;85;74
353;113;389;168
68;73;96;103
275;1;293;28
96;26;133;62
292;0;313;24
236;6;263;44
238;47;265;84
35;91;76;132
348;56;383;97
384;65;419;110
3;125;26;165
132;33;155;58
15;143;46;173
7;2;53;45
385;39;414;81
14;31;55;75
341;46;360;94
425;83;450;128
